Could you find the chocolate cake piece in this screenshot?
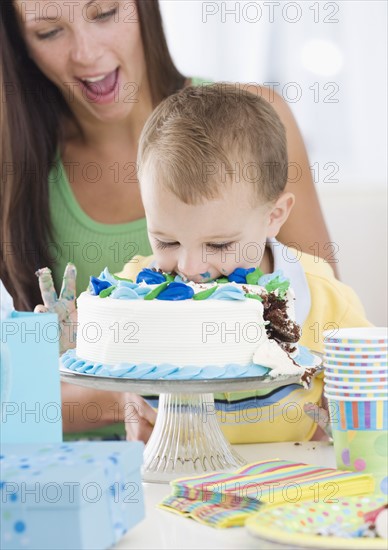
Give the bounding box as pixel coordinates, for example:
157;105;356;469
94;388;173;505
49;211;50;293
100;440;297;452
262;292;301;344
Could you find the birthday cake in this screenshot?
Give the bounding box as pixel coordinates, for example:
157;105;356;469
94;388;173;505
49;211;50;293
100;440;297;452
61;266;319;380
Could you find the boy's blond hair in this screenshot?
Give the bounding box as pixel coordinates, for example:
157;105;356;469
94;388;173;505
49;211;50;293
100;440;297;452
138;83;288;204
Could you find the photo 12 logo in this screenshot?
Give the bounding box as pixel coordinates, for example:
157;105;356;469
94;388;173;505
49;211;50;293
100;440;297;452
202;321;265;344
202;2;340;24
1;480;140;505
17;1;139;24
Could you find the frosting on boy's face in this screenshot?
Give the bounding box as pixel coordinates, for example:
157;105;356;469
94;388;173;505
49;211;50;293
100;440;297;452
141;174;292;283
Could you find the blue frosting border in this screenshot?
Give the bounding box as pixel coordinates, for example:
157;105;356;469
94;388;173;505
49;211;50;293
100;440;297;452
60;345;317;381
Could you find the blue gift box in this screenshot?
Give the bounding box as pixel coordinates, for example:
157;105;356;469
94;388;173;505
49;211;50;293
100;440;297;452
0;441;144;550
0;312;62;444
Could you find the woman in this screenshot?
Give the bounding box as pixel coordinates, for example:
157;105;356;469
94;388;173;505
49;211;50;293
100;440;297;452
0;0;335;440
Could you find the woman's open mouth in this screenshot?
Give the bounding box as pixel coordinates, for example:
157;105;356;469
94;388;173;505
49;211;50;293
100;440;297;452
77;67;120;104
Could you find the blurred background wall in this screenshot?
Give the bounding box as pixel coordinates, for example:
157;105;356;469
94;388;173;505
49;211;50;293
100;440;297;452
160;0;387;325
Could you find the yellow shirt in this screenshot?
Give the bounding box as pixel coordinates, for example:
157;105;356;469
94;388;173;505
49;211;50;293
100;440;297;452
117;251;371;443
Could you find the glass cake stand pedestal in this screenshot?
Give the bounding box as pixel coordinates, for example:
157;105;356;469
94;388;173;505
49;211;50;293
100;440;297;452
60;369;311;483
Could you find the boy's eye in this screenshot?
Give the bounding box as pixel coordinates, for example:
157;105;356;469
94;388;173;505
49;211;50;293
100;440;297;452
155;240;180;250
206;242;235;251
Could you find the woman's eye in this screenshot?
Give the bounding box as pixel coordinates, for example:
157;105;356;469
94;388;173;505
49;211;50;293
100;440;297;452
206;242;234;251
37;28;60;40
155;240;180;250
95;7;118;21
35;6;117;39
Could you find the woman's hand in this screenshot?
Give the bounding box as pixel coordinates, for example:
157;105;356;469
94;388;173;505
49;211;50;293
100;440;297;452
123;393;157;443
34;263;77;353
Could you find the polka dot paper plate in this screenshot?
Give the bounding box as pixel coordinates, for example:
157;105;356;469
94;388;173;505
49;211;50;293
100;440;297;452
245;495;387;549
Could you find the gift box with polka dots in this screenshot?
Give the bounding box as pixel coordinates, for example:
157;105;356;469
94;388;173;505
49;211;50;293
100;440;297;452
0;441;144;549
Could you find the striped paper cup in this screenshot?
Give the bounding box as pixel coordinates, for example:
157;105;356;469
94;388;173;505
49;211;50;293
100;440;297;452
326;365;388;373
324;381;388;393
323;362;388;373
323;327;388;345
324;356;388;366
323;345;388;354
324;389;388;402
324;375;388;385
326;395;388;430
324;390;387;402
323;351;387;361
324;360;388;373
325;382;387;392
324;371;388;384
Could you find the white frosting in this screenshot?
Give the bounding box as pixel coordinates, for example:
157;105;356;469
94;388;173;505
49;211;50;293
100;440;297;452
252;339;301;377
75;286;300;372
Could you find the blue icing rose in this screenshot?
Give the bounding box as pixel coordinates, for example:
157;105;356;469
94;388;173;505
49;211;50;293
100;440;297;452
136;268;166;285
97;267;117;286
258;269;287;286
116;281;139;289
90;277;112;296
134;285;152;297
111;286;140;300
116;281;152;298
210;284;245;300
156;282;194;301
227;267;256;284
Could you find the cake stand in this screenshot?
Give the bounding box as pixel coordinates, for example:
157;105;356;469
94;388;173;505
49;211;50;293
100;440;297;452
60;366;321;483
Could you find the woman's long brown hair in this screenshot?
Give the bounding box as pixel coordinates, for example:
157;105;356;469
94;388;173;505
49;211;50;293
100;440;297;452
0;0;186;310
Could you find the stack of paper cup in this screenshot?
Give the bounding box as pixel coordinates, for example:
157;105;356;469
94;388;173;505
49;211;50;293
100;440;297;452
323;328;388;496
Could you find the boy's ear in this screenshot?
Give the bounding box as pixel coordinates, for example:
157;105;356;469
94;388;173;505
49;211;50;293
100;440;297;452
267;192;295;238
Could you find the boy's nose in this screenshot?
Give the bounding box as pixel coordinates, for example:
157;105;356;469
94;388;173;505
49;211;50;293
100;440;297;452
177;253;208;282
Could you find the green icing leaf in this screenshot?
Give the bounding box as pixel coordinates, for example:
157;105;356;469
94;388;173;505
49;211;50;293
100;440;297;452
215;277;229;284
278;287;289;300
246;267;264;285
265;277;290;295
265;275;280;291
99;285;116;298
245;293;263;302
165;273;175;283
144;281;169;300
193;286;218;300
113;275;133;282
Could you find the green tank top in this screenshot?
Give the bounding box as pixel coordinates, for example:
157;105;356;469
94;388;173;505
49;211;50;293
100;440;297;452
49;76;211;295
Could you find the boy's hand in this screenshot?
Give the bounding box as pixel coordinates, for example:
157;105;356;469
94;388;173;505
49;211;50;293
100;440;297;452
123;393;156;443
34;263;78;353
304;402;332;441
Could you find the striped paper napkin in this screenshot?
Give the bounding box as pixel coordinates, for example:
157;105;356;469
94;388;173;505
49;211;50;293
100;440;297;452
159;459;375;528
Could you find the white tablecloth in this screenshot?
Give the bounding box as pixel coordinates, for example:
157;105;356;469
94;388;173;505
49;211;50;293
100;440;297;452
115;441;335;550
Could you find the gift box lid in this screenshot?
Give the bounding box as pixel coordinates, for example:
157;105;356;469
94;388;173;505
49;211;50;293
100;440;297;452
0;441;144;509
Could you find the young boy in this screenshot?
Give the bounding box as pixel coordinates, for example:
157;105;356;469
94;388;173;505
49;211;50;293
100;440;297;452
38;84;371;443
117;84;371;443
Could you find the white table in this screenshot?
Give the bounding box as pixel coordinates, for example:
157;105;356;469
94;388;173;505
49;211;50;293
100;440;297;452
116;441;335;550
